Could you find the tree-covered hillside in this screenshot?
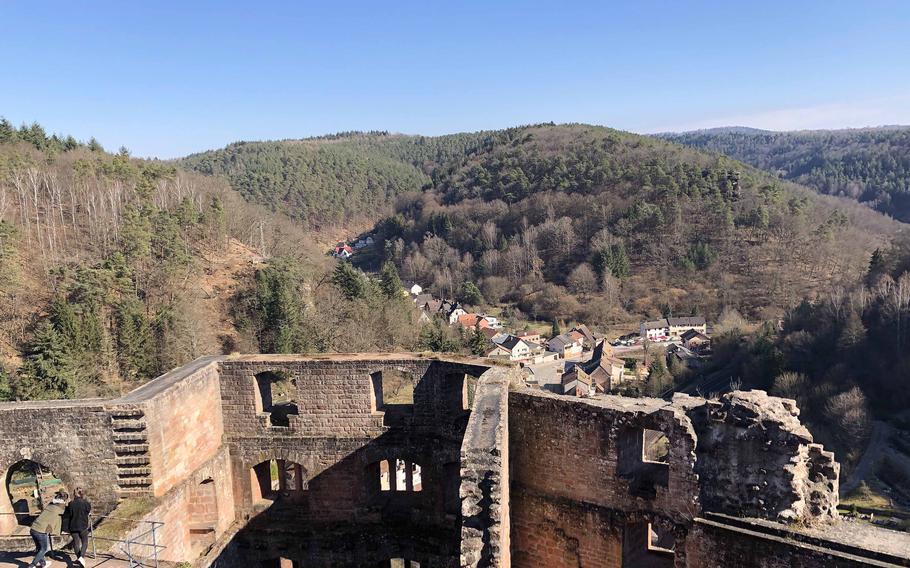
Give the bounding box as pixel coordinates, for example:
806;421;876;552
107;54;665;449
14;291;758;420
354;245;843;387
0;119;456;401
179;130;501;228
369;124;898;323
661;127;910;221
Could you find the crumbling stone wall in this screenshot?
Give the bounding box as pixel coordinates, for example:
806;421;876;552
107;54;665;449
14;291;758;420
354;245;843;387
460;366;513;568
676;391;839;522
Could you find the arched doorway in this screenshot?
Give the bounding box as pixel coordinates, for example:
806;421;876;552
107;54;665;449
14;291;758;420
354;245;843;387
3;460;67;533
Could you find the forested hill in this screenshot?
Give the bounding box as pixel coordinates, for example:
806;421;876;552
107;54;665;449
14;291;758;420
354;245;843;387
369;124;899;323
660;126;910;222
0;119;328;401
0;118;453;402
178;130;503;228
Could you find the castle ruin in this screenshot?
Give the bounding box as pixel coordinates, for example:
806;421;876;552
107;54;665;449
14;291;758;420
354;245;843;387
0;353;907;567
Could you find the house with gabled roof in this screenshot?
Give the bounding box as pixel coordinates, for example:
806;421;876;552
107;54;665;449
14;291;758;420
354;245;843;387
492;334;533;361
560;340;627;396
681;329;711;350
332;243;354;259
640;319;670;341
547;332;584;358
668;316;707;340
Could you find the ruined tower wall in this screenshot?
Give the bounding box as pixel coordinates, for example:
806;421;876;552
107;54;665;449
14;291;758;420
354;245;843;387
509;389;700;519
204;355;494;568
135;361;225;497
507;389;698;568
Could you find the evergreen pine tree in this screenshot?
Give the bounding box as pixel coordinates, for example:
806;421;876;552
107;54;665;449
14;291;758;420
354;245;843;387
551;319;561;337
0;118;16;144
332;261;367;301
468;325;489;356
458;281;485;306
115;297;155;380
16;322;76;399
120;205;152;263
252;258;306;353
379;261;403;300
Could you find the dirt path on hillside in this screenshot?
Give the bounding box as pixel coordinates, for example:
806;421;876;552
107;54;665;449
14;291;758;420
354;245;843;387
840;420;888;496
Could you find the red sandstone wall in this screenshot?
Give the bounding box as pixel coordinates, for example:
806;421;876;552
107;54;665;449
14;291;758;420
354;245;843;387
511;492;622;568
508;390;699;520
142;362;225;497
118;447;234;563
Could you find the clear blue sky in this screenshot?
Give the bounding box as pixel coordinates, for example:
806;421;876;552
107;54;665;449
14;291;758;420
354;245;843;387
2;0;909;158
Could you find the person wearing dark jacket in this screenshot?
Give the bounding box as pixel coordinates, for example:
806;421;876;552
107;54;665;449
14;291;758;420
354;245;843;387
63;488;91;567
28;491;67;568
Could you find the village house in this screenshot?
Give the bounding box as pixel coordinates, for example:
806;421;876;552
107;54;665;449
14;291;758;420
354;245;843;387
491;334;533;361
640;319;670;341
668;316;707;339
681;329;711;350
479;314;503;329
353;235;375;249
457;313;492;329
517;331;542;344
639;316;707;342
561;341;627;396
547;331;584;358
332;243;353;259
413;295;465;325
447;304;467;324
569;324;599;349
402;281;423;296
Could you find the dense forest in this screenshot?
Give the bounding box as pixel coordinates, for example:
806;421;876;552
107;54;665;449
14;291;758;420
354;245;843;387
367;124;897;324
661;126;910;221
178;131;504;228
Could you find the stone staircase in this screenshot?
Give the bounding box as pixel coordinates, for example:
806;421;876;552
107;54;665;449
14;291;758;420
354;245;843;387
109;407;153;498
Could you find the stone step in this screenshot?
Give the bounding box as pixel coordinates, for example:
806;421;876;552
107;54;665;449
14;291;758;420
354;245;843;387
115;455;151;466
112;431;148;443
114;443;149;455
109;407;145;419
118;476;152;487
117;487;154;498
111;418;147;431
117;466;152;477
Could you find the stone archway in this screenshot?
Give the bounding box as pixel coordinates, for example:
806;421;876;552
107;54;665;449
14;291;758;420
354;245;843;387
2;459;67;535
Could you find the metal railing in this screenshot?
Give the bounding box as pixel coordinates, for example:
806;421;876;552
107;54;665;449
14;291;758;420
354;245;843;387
2;511;165;567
